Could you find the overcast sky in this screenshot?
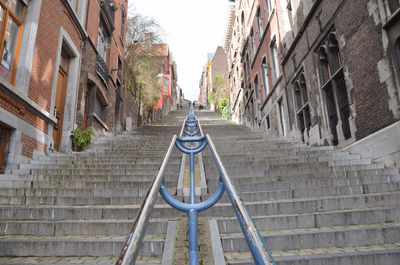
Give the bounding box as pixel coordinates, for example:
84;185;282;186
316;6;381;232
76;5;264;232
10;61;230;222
129;0;231;101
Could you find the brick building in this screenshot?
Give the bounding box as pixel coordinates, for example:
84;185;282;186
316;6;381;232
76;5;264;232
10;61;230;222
75;0;131;137
0;0;131;173
0;0;85;172
199;47;229;109
225;0;400;169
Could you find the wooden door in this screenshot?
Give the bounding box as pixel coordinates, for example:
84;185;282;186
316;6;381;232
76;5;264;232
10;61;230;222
53;51;70;151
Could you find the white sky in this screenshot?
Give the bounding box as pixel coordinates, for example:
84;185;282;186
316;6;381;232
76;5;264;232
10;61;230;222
129;0;231;101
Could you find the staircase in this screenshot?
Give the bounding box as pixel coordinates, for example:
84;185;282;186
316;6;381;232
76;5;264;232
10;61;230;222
0;107;399;264
197;110;400;264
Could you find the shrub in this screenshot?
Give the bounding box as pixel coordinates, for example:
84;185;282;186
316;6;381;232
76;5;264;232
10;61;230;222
71;128;94;151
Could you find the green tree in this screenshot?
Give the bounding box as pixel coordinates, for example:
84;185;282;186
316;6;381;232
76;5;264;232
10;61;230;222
212;75;230;118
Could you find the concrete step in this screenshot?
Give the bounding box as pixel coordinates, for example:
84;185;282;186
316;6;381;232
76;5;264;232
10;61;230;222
0;218;170;236
0;234;164;257
3;192;398;221
0;179;178;189
204;182;400;202
225;243;400;265
207;174;400;194
216;206;400;233
221;223;400;252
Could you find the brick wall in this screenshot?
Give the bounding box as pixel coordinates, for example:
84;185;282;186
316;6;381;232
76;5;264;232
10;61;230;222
21;133;47;158
29;0;82;113
337;0;396;140
0;90;48;134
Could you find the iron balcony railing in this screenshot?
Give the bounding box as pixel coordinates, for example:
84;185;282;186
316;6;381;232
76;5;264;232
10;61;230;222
116;104;276;265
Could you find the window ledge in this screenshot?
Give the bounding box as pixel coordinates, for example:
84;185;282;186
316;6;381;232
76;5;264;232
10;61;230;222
260;74;283;111
383;8;400;29
0;77;57;124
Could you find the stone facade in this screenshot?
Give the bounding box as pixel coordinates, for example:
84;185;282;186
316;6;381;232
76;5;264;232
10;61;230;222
225;0;400;168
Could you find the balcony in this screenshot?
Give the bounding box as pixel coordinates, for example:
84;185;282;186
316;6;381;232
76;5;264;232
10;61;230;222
96;55;109;86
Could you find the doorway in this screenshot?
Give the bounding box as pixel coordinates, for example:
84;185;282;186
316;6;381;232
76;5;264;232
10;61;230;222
52;50;70;151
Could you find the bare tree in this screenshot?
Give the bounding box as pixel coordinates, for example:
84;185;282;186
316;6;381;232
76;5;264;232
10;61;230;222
123;6;166;121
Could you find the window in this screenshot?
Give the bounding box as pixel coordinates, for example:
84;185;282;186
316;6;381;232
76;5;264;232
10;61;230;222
0;0;26;84
270;38;280;80
97;19;110;62
294;73;311;141
286;0;294;31
388;0;400;13
120;5;126;41
251;29;256;56
261;58;270;96
257;7;263;40
278;99;287;136
265;0;272;17
265;115;270;130
69;0;79;12
317;31;351;145
241;11;245;36
254;75;261;125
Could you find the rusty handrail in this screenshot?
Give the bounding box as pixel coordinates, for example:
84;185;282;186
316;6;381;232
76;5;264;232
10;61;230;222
115;134;177;265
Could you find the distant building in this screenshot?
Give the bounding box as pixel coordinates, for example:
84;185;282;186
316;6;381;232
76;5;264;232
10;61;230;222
199;48;229;110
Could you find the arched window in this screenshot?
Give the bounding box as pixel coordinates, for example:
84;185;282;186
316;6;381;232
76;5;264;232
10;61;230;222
293;73;311;141
317;31;351;145
327;33;341;74
257;7;263;39
388;0;400;14
318;46;330;84
120;5;126;41
270;37;280;80
261;57;270;96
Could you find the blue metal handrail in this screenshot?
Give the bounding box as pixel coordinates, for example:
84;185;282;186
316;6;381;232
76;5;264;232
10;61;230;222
116;103;276;265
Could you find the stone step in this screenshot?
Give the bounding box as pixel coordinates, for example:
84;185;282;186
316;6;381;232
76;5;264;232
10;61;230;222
18;174;180;183
216;206;400;233
202;154;363;166
225;243;400;265
0;180;178;189
221;223;400;252
0;218;170;236
204;182;400;202
207;174;400;194
206;167;399;184
2;192;399;221
0;187;154;197
0;194;165;205
0;256;118;265
21;162;181;170
0;234;164;257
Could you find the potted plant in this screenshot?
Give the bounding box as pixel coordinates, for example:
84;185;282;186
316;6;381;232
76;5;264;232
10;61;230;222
71;128;95;151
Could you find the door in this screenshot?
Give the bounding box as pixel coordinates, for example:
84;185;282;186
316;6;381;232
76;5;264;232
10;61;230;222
52;51;69;151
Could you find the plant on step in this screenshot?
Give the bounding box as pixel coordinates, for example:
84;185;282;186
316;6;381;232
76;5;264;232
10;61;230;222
71;127;94;151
